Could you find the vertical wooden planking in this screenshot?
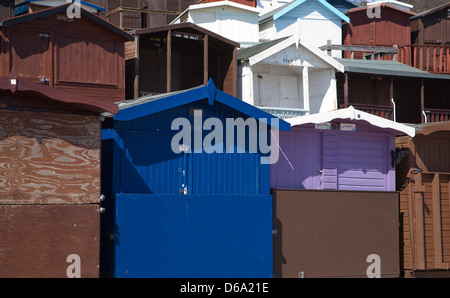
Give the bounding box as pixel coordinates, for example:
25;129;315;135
414;172;426;269
432;173;444;268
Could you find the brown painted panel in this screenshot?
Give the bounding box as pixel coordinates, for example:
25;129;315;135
273;189;400;278
10;28;52;83
0;204;99;278
0;110;100;204
56;35;117;86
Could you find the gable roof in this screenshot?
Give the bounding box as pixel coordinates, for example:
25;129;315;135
20;0;105;13
326;0;358;12
411;2;450;20
346;3;416;16
171;0;259;24
238;35;345;72
135;22;240;48
109;79;291;131
259;0;350;24
287;106;415;137
1;3;134;41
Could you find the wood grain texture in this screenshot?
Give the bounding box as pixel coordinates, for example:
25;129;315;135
0;110;100;204
0;204;100;278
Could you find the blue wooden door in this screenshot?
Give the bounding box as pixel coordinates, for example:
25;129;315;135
113;193;273;278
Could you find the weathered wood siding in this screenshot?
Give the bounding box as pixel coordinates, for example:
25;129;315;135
397;130;450;274
0;204;100;278
0;110;101;204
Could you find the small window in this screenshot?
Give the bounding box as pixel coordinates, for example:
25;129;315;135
447;8;450;18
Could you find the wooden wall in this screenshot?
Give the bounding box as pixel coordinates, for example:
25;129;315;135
343;5;412;59
273;189;400;278
397;131;450;275
0;204;100;278
0;108;102;277
1;14;126;104
411;6;450;45
0;110;101;204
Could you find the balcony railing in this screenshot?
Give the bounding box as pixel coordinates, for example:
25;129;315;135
340;103;394;121
258;106;309;119
398;45;450;74
424;108;450;123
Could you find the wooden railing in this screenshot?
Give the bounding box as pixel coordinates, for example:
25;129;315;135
340;103;394;121
424;108;450;123
398;45;450;74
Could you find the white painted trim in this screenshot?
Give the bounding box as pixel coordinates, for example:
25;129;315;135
248;35;345;72
302;65;310;112
287;106;416;137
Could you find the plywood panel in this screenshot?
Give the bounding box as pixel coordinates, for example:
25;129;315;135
273;189;400;278
0;204;100;278
0;110;100;204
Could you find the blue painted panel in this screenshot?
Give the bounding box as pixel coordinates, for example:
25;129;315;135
114;193;273;278
103;99;272;196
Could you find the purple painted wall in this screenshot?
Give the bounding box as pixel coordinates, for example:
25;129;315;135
271;120;396;191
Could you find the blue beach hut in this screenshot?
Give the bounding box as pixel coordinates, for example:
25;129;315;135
100;79;290;277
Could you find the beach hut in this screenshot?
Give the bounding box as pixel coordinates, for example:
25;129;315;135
100;79;290;277
0;3;134;103
258;0;350;58
129;22;239;99
170;0;260;47
271;106;415;191
396;121;450;277
0;73;118;278
271;107;414;278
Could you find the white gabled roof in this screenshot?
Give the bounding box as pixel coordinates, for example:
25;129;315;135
171;0;259;24
287;106;415;137
246;35;345;72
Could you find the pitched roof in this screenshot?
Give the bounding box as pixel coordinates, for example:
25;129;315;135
326;0;358;12
259;0;350;23
238;35;345;72
135;22;240;48
336;58;450;80
411;2;450;20
1;3;134;41
237;36;290;62
109;79;291;131
287;106;415;137
346;3;416;16
171;0;259;25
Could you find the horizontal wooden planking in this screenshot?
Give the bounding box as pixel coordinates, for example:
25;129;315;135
0;110;101;204
0;204;100;277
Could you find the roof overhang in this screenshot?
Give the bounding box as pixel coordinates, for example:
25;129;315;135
243;35;345;72
287;106;415;137
1;3;134;42
0;72;118;114
407;121;450;136
27;0;105;13
171;0;259;25
110;79;291;131
272;0;350;23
